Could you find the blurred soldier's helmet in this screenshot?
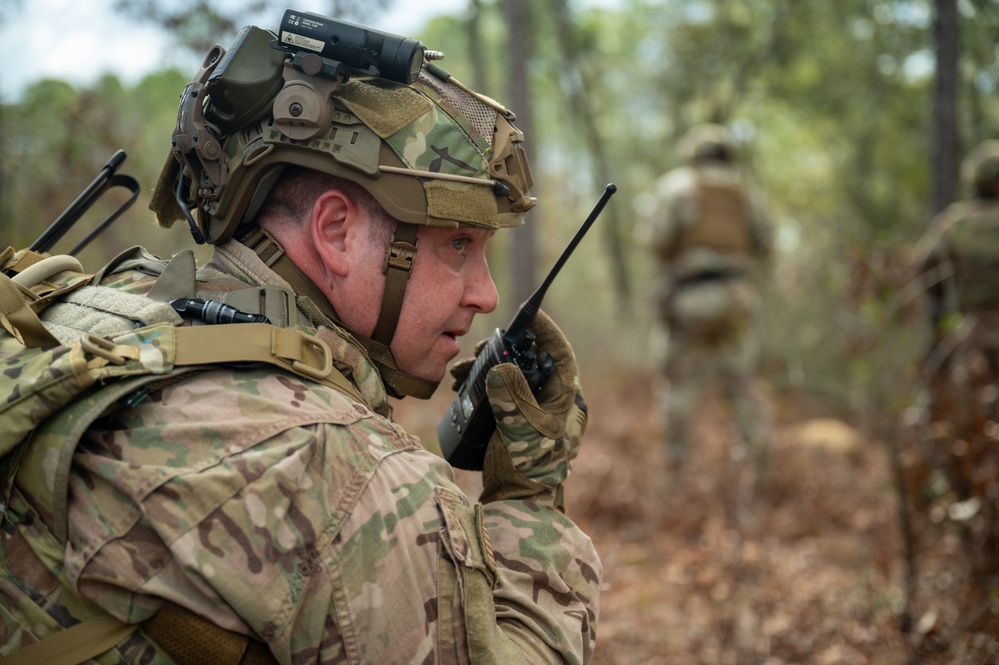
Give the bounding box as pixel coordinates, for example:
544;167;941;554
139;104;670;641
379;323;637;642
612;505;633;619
150;13;536;245
961;139;999;198
677;123;735;164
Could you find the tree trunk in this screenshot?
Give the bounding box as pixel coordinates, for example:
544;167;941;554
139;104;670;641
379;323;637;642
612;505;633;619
466;0;490;95
549;0;632;313
504;0;538;310
931;0;960;218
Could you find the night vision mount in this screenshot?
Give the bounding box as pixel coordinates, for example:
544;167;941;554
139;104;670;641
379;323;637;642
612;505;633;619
275;11;432;86
171;9;438;244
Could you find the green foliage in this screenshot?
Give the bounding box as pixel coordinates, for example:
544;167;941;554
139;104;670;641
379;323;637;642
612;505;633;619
0;68;199;266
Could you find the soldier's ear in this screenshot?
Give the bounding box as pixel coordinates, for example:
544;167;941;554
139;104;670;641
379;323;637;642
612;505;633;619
311;190;353;277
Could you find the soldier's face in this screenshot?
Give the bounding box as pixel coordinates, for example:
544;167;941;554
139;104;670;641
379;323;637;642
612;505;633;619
391;225;498;382
345;220;499;383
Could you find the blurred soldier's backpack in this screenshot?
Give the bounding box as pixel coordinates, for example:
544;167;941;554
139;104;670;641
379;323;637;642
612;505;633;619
941;202;999;313
665;176;759;341
674;177;753;256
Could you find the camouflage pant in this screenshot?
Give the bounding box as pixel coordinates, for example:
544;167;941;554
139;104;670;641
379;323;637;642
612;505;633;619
656;278;771;469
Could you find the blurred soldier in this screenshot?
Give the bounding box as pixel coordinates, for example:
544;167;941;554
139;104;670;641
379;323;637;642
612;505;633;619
914;140;999;626
916;138;999;534
918;139;999;377
0;13;600;664
644;123;774;475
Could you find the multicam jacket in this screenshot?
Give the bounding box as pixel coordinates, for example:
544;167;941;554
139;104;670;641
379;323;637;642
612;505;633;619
0;239;601;664
917;197;999;349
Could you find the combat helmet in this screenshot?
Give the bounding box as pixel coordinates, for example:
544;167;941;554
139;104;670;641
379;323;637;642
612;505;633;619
676;123;736;164
961;139;999;198
150;10;536;398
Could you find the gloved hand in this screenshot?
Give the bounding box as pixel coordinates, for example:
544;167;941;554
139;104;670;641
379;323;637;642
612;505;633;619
477;309;588;510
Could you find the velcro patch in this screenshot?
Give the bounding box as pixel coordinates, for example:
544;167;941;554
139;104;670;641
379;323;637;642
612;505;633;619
338;80;434;139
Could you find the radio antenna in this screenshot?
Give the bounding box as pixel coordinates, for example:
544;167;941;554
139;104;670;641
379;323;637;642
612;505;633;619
504;183;617;342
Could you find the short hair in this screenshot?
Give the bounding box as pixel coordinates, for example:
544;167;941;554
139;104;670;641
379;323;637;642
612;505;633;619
256;165;396;241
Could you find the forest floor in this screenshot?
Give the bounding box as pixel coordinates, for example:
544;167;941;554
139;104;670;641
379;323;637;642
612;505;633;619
564;377;907;665
559;373;996;665
400;369;996;664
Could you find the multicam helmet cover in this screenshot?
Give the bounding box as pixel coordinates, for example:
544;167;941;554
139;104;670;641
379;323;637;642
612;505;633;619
150;15;536;245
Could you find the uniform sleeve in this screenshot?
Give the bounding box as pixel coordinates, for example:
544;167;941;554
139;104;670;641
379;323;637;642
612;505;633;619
914;211;951;275
645;170;690;261
748;189;775;262
71;396;599;665
327;447;601;665
913;208;959;316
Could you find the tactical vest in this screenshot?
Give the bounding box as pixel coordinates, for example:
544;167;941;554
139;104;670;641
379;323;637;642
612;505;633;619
675;178;753;256
943;205;999;313
0;244;362;665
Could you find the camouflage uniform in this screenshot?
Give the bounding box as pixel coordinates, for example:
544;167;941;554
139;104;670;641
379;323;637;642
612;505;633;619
644;125;773;469
0;237;601;664
917;142;999;369
0;16;600;665
912;143;999;646
915;140;999;496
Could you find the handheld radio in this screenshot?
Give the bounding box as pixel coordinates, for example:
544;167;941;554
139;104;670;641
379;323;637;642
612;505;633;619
438;184;617;470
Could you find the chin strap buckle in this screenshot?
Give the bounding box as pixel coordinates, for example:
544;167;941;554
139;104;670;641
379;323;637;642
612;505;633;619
383;239;417;275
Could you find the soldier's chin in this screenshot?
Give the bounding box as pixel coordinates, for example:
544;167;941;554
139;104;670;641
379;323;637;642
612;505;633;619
400;355;450;385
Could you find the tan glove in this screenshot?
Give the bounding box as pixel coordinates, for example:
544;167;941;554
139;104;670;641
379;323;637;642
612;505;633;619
478;309;588;510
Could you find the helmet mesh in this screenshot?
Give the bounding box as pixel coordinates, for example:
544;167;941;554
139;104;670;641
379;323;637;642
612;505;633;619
418;70;497;147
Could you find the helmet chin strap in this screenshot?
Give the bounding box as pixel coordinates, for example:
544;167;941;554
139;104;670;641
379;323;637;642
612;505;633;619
239;226;439;399
366;222;440;398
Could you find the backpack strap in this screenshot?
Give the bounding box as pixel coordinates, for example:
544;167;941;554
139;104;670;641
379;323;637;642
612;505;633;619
0;613;135;665
0;602;278;665
171;324;362;401
0;250;95;348
0;272;61;347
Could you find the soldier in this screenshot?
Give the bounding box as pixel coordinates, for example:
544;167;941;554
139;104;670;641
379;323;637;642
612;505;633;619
918;139;999;378
643;123;774;477
912;142;999;649
0;14;600;665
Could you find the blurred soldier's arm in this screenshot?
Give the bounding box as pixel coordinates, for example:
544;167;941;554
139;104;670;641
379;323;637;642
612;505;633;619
746;185;776;274
646;168;697;264
913;209;958;338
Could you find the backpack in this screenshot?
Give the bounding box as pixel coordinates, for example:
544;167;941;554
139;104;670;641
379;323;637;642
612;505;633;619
942;202;999;313
661;172;761;341
0;245;360;461
0;244;361;665
674;177;754;256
